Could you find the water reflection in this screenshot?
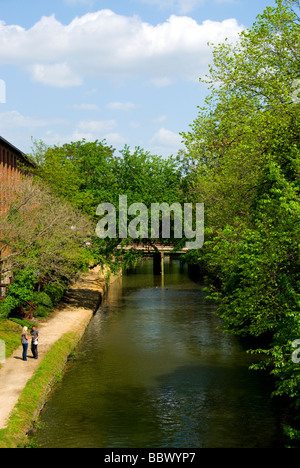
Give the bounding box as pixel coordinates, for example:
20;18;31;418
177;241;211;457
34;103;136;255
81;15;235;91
33;259;284;448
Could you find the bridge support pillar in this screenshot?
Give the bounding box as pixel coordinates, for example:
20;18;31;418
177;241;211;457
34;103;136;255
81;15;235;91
153;252;164;276
161;252;165;277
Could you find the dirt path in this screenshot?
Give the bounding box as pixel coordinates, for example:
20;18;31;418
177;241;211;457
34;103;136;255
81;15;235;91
0;266;109;430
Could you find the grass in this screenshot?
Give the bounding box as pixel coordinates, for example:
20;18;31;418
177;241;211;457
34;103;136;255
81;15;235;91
0;331;83;448
0;319;37;368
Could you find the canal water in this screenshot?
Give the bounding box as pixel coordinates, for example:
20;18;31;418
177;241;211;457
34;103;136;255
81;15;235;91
33;259;285;448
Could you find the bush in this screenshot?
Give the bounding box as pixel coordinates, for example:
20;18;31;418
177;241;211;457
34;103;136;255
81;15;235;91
31;292;54;318
32;292;53;309
42;282;66;306
0;268;37;319
34;305;51;318
0;274;66;320
0;297;16;319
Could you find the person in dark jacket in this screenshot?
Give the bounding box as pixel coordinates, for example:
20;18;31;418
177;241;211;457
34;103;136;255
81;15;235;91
30;325;40;359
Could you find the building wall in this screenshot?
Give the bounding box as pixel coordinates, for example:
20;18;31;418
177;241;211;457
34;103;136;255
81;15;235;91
0;137;33;214
0;137;34;294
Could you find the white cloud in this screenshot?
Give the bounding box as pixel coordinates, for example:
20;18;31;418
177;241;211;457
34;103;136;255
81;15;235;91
107;102;136;111
0;111;120;150
148;77;173;88
102;133;128;146
0;110;68;129
151;127;182;148
0;111;69;152
27;122;126;151
70;119;123;144
0;11;243;88
76;119;117;133
31;63;83;88
129;121;141;129
153;115;167;124
149;127;184;157
73;103;100;111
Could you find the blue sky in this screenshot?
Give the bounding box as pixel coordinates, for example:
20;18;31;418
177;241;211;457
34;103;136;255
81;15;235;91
0;0;277;158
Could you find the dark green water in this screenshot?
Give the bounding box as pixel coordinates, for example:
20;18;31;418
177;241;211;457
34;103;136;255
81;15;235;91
33;259;285;448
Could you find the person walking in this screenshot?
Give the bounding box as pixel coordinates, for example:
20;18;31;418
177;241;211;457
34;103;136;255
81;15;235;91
21;327;30;361
30;325;40;360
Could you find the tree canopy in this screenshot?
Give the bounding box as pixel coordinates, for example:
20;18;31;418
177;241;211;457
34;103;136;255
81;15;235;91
181;0;300;441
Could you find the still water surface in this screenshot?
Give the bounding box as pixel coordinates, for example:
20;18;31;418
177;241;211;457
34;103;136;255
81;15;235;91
33;259;284;448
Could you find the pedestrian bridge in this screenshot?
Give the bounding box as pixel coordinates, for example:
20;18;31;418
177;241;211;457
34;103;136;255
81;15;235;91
116;242;189;275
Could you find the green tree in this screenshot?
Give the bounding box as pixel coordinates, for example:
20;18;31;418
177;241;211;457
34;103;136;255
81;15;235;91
30;140;183;255
181;0;300;441
31;139;116;217
0;177;93;292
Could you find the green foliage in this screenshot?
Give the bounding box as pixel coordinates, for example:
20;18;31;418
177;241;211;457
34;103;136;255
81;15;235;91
31;292;54;318
0;177;94;289
31;140;182;218
32;292;53;309
31;139;116;217
42;282;66;306
0;269;37;318
9;318;36;329
180;0;300;441
0;300;16;320
33;305;51;318
30;140;183;270
0;271;55;319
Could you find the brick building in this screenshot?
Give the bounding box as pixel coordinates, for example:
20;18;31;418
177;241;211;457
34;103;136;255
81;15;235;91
0;136;35;214
0;136;35;295
0;136;34;192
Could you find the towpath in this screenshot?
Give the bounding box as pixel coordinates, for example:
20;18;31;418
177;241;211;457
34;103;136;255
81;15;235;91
0;266;108;430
